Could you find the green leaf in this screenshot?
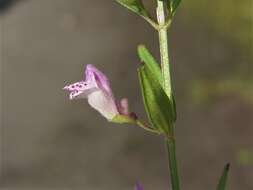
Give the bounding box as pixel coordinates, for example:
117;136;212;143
217;163;230;190
138;64;174;134
138;45;177;122
116;0;149;17
170;0;181;15
161;0;181;15
137;45;162;85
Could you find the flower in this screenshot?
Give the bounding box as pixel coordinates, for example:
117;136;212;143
63;64;133;122
135;183;144;190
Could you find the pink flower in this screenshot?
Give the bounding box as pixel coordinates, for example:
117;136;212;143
63;64;132;121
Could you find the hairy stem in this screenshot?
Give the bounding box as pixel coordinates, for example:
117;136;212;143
156;0;171;98
156;1;180;190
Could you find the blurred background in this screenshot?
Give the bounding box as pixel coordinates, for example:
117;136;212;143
0;0;252;189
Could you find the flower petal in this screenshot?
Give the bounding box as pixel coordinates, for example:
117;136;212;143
117;98;129;115
69;90;83;100
63;64;121;120
63;81;85;91
87;90;119;120
63;81;98;100
85;64;113;96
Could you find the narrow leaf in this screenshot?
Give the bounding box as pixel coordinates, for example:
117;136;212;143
138;45;177;122
217;163;230;190
162;0;181;15
137;45;162;85
170;0;181;15
138;64;174;134
116;0;149;17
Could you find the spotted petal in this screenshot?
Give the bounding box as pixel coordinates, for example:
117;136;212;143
63;81;97;100
63;64;119;120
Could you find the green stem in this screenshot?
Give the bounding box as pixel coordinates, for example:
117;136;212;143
166;137;181;190
156;0;172;99
156;1;180;190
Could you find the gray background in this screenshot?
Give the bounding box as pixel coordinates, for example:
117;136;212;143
0;0;252;189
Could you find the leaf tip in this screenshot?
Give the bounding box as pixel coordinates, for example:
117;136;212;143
225;163;230;171
137;44;149;60
137;44;146;52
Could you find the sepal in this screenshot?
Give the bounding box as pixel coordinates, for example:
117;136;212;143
111;114;136;124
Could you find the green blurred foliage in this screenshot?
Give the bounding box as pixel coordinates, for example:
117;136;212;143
184;0;253;55
190;77;253;105
182;0;253;105
237;149;253;166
